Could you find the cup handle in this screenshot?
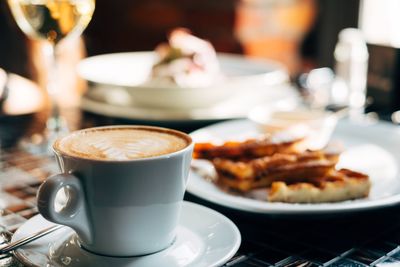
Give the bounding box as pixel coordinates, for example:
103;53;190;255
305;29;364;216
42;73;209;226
37;173;93;244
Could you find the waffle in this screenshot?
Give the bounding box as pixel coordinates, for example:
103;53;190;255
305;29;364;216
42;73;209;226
194;134;305;161
193;134;370;203
212;149;340;192
268;169;371;203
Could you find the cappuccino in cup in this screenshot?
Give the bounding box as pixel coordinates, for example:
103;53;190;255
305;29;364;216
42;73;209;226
37;125;193;257
55;126;189;161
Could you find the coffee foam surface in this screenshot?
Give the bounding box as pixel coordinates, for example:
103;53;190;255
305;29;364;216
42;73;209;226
56;128;189;160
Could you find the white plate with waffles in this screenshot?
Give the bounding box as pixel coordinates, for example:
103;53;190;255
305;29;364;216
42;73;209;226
187;119;400;214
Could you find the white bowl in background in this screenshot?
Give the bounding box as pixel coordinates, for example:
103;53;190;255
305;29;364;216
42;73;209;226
77;52;288;109
248;106;338;150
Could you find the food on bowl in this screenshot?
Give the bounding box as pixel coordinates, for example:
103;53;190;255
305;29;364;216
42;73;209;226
193;134;371;203
150;28;222;88
77;36;289;110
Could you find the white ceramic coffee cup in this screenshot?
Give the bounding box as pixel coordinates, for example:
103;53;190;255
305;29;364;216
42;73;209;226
37;125;193;257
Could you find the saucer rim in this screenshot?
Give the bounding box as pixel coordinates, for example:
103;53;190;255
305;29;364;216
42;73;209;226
13;201;241;267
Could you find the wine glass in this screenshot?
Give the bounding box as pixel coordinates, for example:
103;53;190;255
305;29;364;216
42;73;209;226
7;0;95;153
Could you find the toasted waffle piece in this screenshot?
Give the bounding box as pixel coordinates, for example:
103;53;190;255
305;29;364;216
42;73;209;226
193;135;305;161
213;149;339;192
268;169;370;203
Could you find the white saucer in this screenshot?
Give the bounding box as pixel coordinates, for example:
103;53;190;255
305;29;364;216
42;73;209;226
13;202;241;267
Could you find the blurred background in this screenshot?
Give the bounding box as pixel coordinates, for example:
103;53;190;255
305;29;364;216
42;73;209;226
0;0;400;142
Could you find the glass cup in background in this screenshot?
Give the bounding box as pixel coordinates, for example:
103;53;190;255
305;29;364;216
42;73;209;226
297;29;369;122
333;28;369;119
7;0;95;153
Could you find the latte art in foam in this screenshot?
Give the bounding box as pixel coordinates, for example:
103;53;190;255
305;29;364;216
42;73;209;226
55;127;189;160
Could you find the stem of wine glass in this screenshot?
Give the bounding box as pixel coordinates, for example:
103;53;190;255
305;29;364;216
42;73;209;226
45;42;67;139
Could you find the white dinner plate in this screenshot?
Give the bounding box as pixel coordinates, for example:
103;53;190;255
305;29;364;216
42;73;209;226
78;52;298;121
80;83;298;122
13;202;241;267
187;119;400;215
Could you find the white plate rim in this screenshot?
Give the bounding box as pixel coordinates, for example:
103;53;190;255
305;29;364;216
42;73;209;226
80;96;238;121
187;119;400;215
80;85;299;122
